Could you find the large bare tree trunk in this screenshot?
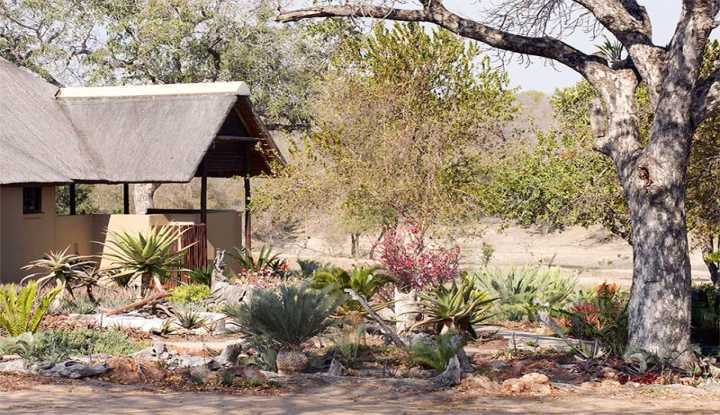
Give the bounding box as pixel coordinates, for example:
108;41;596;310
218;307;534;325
624;166;693;363
133;183;161;214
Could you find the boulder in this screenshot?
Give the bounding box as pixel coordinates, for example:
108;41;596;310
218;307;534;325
39;360;109;379
502;372;552;396
0;359;29;374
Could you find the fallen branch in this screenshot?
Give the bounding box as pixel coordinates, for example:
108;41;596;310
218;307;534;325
104;276;168;316
345;288;406;348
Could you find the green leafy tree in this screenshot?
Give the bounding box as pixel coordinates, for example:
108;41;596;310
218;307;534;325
477;41;720;286
256;22;517;244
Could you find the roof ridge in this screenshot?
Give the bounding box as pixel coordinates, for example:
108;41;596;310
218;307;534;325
56;81;250;99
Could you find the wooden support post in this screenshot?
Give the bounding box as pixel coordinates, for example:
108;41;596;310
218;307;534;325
123;183;130;214
200;159;208;225
244;175;251;252
68;184;76;215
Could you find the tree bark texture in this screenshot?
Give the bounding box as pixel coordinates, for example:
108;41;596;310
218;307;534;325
133;183;161;214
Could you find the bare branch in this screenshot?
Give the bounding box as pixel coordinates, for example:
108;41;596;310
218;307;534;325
277;3;608;78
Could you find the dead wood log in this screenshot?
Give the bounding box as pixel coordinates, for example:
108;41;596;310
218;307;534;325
104;276;168;316
344;288;406;349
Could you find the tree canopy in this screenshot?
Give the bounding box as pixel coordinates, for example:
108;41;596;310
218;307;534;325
254;22;517;240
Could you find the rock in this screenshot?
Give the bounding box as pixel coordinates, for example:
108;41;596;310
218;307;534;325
214;343;244;367
0;359;29;374
190;366;211;384
276;350;308;375
241;366;267;383
502;372;552;396
167;355;212;369
601;367;619;380
327;359;346;376
700;381;720;393
106;357;166;384
39;360;109;379
489;361;508;371
407;366;434;379
464;375;501;392
152;342;168;356
406;332;433;348
433;356;462;387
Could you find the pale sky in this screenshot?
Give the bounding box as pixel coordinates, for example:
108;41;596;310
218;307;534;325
291;1;705;93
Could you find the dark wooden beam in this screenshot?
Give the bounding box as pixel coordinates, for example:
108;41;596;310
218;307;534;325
244;175;251;252
68;184;76;215
200;159;208;225
215;135;262;143
123;183;130;214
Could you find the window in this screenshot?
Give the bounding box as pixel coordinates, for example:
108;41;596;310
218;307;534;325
23;186;42;214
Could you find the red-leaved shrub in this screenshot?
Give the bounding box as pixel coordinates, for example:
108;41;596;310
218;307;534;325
379;225;460;292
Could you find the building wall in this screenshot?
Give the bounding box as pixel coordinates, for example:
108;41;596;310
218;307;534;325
0;186;243;282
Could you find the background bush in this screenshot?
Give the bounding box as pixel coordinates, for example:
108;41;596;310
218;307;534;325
472;266;576;321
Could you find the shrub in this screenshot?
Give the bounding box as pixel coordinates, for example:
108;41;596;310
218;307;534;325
472;266;576;321
229;245;288;278
102;226;188;291
21;247;94;297
55;297;97;315
415;276;495;338
224;284;341;350
0;328;145;363
409;332;463;371
691;284;720;349
172;306;206;330
187;266;213;286
0;282;61;336
380;225;460;292
563;282;628;356
169;284;211;304
310;266;391;310
297;259;325;278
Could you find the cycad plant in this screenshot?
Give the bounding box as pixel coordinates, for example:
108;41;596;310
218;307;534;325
224;284;341;350
311;266;391;310
408;332;464;371
0;281;61;336
21;247;93;298
415;276;495;338
101;226;188;293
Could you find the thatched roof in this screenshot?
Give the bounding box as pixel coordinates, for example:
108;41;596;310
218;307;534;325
0;59;103;184
0;58;283;185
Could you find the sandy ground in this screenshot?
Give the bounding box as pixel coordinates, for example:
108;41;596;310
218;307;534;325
2;378;720;414
277;222;711;287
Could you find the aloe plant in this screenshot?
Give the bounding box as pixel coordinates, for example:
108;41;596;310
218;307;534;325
415;276;495;338
0;282;61;336
21;247;94;298
229;245;287;277
101;226;188;292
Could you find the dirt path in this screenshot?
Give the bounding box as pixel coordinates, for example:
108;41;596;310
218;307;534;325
2;378;720;414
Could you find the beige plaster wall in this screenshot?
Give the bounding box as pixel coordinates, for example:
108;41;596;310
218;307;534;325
1;186;243;282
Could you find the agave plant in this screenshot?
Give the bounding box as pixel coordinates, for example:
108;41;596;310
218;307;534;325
101;226;188;293
186;265;213;286
172;306;206;330
415;276;495;338
224;284;341;350
472;266;576;321
0;281;61;336
228;245;287;277
21;247;94;298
